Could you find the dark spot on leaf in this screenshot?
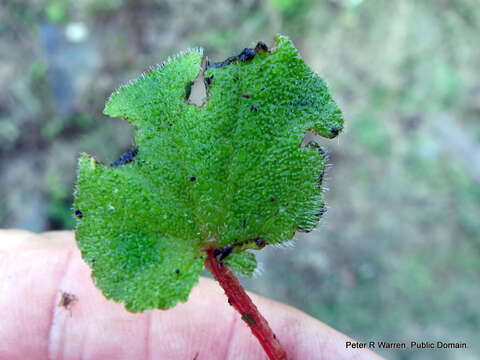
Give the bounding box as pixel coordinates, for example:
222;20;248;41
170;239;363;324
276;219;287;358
242;219;247;227
238;47;256;62
297;226;312;233
331;127;340;136
92;258;96;265
250;105;258;112
222;244;233;260
241;312;257;327
205;74;214;85
208;58;232;69
111;146;138;168
315;204;327;218
241;93;251;98
318;147;325;159
189;176;196;182
215;244;233;262
255;41;269;52
175;269;180;274
185;81;193;99
307;141;326;161
318;173;324;186
254;237;266;248
270;196;275;202
206;42;269;70
74;209;83;218
233;76;239;82
261;87;265;91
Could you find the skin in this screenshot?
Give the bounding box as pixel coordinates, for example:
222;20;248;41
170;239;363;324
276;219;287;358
0;230;383;360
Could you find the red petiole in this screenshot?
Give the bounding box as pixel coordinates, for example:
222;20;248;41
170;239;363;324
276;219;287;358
204;248;288;360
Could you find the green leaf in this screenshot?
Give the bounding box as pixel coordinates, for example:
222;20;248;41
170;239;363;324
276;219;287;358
74;34;343;312
224;252;258;278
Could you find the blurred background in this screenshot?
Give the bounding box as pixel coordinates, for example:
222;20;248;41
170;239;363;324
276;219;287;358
1;0;479;358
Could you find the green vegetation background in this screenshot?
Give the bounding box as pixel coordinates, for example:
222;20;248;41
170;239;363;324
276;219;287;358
1;1;479;358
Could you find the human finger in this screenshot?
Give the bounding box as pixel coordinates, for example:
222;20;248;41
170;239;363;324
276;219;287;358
0;230;382;359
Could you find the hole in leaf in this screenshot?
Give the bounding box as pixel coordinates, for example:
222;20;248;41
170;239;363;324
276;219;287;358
186;57;208;107
299;130;318;148
300;131;330;156
110;146;138;168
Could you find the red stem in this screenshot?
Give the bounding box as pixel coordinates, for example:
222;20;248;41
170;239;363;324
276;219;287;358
204;248;288;360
